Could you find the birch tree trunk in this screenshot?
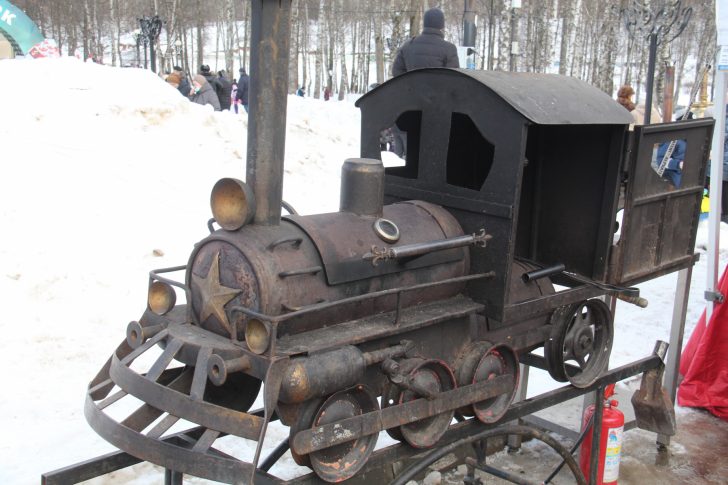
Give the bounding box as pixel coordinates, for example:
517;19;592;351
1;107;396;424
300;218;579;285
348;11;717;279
374;2;384;84
497;1;510;71
558;0;573;76
289;0;300;94
109;0;117;66
225;0;235;75
196;0;204;69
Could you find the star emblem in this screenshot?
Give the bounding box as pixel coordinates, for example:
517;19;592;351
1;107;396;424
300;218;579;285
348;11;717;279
191;251;241;333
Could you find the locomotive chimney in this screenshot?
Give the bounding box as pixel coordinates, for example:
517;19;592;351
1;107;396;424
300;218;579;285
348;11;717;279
246;0;292;226
339;158;385;217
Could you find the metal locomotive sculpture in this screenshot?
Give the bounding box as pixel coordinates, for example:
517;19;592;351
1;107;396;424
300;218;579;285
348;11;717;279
80;3;715;485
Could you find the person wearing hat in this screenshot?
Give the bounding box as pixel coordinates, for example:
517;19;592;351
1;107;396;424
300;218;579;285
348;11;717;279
236;67;250;113
392;7;459;76
199;64;224;106
172;65;191;98
190;74;221;111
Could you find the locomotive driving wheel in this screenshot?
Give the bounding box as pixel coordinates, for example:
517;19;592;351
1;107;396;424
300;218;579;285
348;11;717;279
545;299;613;388
392;360;457;449
457;342;519;424
307;386;379;482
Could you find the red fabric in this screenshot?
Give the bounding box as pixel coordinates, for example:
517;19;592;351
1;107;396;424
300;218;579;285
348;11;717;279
677;265;728;420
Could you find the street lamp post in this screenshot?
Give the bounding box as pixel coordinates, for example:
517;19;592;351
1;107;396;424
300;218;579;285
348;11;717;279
175;39;182;68
133;30;141;68
622;0;692;124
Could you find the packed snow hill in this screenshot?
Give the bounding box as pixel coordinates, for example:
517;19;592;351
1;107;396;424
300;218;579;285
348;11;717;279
0;57;726;484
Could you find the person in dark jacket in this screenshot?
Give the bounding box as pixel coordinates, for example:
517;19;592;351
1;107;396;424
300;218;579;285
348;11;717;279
199;65;224;105
217;70;233;111
392;7;459;76
236;68;250;113
656;139;686;188
191;74;221;111
173;66;191;98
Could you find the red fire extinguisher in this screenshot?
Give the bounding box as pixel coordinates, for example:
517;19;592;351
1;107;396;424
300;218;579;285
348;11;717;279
579;384;624;485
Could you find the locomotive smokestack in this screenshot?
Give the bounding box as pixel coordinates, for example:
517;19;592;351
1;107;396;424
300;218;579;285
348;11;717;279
246;0;292;226
340;158;385;217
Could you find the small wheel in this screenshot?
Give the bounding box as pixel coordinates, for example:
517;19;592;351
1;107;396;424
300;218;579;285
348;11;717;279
398;360;457;449
309;386;379;482
545;299;613;388
457;342;519;424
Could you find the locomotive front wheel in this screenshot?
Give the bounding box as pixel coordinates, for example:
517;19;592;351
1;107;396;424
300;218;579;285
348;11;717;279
545;299;613;388
457;342;519;424
308;386;379;482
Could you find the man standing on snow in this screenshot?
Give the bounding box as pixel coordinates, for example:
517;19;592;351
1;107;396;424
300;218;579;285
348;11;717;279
236;68;250;113
217;70;233;111
392;7;459;76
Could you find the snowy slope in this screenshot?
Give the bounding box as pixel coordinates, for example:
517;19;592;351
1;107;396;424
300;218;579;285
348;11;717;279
0;57;725;484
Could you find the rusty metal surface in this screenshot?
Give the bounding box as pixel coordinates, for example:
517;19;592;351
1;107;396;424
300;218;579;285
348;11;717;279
285;200;467;285
309;386;380;482
632;342;676;436
613;119;714;284
291;374;513;455
339;158;385;217
246;0;292;226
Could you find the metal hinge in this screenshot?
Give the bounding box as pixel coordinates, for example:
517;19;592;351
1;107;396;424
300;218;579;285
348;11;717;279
704;290;725;303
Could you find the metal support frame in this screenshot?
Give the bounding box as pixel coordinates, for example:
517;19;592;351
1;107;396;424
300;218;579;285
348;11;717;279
42;349;664;485
657;266;692;446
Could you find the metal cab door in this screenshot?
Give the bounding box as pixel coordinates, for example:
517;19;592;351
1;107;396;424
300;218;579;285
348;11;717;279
611;119;714;285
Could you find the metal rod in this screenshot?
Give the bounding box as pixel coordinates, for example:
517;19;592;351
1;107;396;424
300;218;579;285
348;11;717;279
364;231;490;264
522;263;565;282
588;387;605;485
164;469;183;485
479;462;538;485
543;415;593;484
644;33;657;125
229;272;495;324
260;439;290;472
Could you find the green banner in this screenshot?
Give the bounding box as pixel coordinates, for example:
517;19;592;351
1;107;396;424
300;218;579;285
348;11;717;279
0;0;44;55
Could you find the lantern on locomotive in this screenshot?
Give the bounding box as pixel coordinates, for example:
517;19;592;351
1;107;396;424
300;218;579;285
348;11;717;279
84;67;714;484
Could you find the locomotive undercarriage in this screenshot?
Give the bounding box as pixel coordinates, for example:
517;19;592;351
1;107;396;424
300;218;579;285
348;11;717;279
84;258;618;484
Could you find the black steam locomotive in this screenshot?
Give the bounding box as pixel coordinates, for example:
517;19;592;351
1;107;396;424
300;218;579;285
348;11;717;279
83;58;714;485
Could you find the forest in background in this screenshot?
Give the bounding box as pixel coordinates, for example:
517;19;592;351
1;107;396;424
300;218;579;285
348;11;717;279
10;0;717;108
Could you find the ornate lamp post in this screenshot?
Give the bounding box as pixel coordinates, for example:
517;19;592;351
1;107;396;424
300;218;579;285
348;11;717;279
132;29;142;68
622;0;692;124
139;15;163;73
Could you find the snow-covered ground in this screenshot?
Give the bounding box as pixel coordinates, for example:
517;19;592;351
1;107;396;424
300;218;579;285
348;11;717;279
0;57;726;484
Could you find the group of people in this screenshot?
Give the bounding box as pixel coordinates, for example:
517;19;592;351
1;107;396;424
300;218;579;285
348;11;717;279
165;65;249;113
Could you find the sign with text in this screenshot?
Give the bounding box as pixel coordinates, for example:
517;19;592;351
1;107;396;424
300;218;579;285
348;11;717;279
0;0;44;55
